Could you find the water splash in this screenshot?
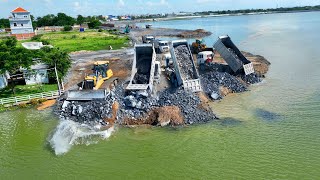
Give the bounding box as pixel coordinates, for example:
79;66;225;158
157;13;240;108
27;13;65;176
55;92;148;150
49;120;115;155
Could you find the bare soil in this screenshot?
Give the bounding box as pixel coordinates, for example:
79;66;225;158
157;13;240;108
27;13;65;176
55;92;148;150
123;106;184;126
129;28;212;44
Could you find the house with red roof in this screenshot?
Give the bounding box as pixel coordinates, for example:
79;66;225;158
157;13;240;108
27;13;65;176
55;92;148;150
9;7;35;39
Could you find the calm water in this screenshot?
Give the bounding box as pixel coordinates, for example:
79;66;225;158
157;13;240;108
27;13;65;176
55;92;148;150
1;12;320;179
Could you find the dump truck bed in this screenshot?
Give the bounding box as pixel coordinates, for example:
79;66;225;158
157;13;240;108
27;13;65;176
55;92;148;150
126;44;156;91
170;40;202;92
213;35;254;75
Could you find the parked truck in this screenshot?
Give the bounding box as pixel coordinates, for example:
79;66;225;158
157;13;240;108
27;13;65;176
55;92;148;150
213;35;254;75
126;44;157;92
153;40;169;53
142;35;155;43
169;40;202;92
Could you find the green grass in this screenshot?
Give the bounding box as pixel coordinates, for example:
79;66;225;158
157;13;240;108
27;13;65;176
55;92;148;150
0;84;58;98
28;31;129;52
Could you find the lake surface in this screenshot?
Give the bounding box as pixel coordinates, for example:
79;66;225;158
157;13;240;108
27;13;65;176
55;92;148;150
1;12;320;179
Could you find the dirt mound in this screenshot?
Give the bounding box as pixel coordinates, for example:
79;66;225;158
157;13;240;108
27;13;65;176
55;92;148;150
123;106;184;126
177;29;212;38
103;101;119;126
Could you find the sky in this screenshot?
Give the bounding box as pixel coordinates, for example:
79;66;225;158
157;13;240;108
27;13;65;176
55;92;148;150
0;0;320;18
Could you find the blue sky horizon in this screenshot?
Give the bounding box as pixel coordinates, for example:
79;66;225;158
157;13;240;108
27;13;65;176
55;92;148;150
1;0;320;18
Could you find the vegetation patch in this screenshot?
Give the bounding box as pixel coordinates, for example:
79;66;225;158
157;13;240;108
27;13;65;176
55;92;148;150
0;84;58;98
27;31;129;52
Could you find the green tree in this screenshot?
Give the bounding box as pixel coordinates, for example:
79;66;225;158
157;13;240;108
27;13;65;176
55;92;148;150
0;37;34;94
63;25;73;31
30;15;37;29
0;18;10;28
39;47;71;81
55;13;75;26
36;14;56;27
88;19;102;29
76;15;85;25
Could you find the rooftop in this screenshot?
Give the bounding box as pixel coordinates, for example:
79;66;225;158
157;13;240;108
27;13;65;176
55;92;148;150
12;7;28;13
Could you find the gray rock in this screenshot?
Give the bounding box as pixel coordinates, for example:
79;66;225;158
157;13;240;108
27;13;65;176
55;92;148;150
210;92;220;100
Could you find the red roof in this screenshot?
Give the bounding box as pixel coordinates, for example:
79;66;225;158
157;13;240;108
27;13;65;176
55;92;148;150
12;7;28;13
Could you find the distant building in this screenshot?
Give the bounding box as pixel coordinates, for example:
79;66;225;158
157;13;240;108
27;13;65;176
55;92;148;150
107;15;119;21
9;7;35;40
121;16;132;20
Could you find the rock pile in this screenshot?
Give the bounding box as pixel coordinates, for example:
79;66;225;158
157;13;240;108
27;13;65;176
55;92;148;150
56;94;116;126
200;71;247;99
157;88;217;124
174;45;196;80
240;73;261;84
57;84;218;126
133;74;149;84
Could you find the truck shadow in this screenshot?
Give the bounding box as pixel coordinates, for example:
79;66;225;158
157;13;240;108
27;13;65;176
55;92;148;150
254;108;282;122
218;117;243;126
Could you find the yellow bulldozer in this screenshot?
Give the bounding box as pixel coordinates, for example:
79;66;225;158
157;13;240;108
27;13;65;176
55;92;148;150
64;61;119;101
83;61;115;90
191;39;213;54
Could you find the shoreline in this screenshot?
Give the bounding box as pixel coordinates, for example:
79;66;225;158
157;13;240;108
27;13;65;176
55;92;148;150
128;9;320;24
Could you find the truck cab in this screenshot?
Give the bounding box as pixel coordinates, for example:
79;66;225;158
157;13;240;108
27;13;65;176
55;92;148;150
142;35;155;43
155;40;169;53
197;51;214;66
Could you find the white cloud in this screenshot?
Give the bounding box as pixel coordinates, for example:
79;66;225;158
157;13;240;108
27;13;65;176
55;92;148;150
118;0;125;7
74;1;80;8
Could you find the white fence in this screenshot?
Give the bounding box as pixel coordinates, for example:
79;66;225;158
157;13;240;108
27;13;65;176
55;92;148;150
0;90;63;105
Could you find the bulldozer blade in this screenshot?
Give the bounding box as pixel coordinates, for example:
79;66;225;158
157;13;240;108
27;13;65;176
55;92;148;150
65;89;110;101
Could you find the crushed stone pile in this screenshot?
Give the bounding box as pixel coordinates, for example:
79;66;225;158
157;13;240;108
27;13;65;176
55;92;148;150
174;45;196;80
55;94;116;126
157;88;217;124
240;73;261;84
56;84;218;126
200;71;262;100
200;71;247;99
133;74;149;84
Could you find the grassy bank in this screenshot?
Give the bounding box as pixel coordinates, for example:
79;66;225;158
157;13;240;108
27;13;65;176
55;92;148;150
22;30;130;53
0;84;58;98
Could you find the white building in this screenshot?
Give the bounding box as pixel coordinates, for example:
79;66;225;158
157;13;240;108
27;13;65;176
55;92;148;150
9;7;34;39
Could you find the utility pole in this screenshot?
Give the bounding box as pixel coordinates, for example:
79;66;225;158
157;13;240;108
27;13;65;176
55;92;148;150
54;63;61;95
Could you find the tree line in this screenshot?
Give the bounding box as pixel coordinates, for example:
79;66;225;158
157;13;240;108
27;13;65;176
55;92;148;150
195;5;320;15
0;13;106;29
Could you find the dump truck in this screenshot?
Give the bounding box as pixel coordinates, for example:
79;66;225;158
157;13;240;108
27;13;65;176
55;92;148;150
213;35;254;75
142;35;155;44
169;40;202;92
153;40;169;53
126;44;156;92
